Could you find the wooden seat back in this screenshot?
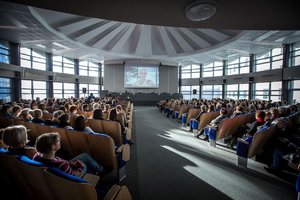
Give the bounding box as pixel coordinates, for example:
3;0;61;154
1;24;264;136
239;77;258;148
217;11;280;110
198;112;219;130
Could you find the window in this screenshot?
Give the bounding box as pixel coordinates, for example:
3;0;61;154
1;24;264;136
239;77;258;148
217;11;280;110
271;48;283;69
0;77;11;102
79;84;99;97
290;80;300;103
291;42;300;66
63;57;74;74
20;47;31;68
255;51;271;72
0;40;10;64
225;84;248;100
53;56;63;73
63;83;75;98
202;85;222;99
254;81;282;101
21;80;47;100
191;64;200;78
53;82;63;98
79;60;99;77
32;50;46;70
202;62;223;77
53;82;75;98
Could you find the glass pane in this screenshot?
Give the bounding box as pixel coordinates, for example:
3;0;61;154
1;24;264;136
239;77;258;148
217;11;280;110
227;84;238;91
255;82;269;90
22;80;32;88
271;81;281;90
33;81;46;89
292;91;300;103
53;82;63;89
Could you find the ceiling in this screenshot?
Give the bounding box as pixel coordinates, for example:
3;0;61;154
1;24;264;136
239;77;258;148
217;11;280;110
1;0;300;66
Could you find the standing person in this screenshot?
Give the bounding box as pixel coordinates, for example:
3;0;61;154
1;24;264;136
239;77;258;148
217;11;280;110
33;132;103;177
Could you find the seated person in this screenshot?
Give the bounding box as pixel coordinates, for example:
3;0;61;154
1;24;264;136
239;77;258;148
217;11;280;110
189;105;207;132
2;125;37;158
57;113;73;130
73;115;95;134
33;132;103;177
91;108;104;120
31;109;45;124
230;105;244;118
195;107;228;141
227;110;266;149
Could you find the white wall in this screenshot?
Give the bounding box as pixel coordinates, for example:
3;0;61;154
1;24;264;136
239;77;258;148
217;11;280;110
104;60;178;94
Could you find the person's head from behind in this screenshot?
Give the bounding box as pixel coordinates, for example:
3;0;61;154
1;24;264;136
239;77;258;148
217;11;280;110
109;108;117;121
200;105;207;112
93;108;103;120
58;113;70;126
255;110;266;121
74;115;86;131
35;132;60;154
12;105;22;116
270;108;279;118
220;107;228;115
33;109;43;119
2;125;28;148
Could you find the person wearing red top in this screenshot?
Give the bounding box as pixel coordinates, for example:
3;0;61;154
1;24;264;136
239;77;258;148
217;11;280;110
33;132;103;177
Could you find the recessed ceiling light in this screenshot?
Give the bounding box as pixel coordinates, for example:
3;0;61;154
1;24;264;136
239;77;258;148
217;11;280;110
185;0;217;21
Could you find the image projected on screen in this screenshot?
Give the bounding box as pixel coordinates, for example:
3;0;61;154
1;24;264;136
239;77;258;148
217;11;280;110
124;66;159;88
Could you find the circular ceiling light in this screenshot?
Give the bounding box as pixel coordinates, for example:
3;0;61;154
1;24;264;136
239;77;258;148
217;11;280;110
185;0;217;21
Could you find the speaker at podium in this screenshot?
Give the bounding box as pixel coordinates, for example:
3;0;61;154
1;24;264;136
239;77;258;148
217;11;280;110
192;89;197;94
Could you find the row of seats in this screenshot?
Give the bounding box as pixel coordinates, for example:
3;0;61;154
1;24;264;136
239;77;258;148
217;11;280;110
0;148;131;200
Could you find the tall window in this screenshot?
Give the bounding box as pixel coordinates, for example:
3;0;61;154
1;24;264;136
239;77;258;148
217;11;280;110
202;85;222;99
63;57;75;74
255;48;283;72
79;84;99;97
290;80;300;103
180;86;192;100
20;47;46;70
0;77;11;102
52;56;75;74
202;62;223;77
0;40;10;64
20;47;31;68
291;42;300;67
53;82;75;99
227;57;250;75
21;80;47;100
79;60;99;77
181;65;192;79
254;81;282;101
226;84;249;100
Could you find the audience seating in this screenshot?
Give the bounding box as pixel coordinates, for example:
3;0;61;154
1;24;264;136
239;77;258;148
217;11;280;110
198;112;220;130
217;113;255;140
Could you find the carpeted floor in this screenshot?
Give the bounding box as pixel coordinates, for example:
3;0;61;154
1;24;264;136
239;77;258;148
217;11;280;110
123;106;297;200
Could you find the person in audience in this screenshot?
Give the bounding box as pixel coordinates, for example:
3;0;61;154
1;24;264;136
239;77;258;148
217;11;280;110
33;132;103;177
57;113;73;130
189;105;207;132
17;108;32;122
264;108;280;127
230;105;244;118
73;115;95;134
2;125;37;158
31;109;45;124
1;104;13;118
69;105;79;127
194;107;228;140
227;110;266;149
11;105;22;118
91;108;104;120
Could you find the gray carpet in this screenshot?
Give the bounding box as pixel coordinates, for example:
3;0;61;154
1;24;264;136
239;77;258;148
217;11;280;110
124;106;297;200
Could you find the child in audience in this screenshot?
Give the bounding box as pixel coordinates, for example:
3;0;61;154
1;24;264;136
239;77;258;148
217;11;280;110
33;132;103;177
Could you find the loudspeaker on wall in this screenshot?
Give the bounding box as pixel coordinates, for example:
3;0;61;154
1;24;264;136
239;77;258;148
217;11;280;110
82;88;87;94
193;89;197;94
